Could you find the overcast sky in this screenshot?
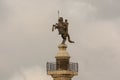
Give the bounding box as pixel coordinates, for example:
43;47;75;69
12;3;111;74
0;0;120;80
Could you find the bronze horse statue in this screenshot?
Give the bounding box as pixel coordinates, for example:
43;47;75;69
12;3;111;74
52;17;74;44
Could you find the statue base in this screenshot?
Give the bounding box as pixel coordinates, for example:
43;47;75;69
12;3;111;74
55;44;70;59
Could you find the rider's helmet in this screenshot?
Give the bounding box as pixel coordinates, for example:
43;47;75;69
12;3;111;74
58;17;63;22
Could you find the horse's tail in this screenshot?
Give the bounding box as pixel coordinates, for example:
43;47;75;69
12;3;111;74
68;34;75;43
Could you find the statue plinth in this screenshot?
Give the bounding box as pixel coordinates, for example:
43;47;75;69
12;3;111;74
47;43;78;80
55;44;70;59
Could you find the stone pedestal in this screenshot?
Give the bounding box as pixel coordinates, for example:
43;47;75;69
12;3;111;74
47;44;78;80
55;44;70;70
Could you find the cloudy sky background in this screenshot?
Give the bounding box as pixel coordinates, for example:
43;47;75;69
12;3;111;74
0;0;120;80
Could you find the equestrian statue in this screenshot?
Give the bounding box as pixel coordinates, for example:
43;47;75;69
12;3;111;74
52;17;74;44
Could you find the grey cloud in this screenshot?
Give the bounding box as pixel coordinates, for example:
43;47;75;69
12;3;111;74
81;0;120;19
9;66;51;80
0;0;120;80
